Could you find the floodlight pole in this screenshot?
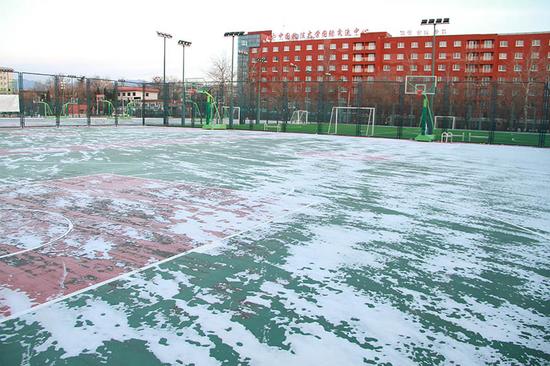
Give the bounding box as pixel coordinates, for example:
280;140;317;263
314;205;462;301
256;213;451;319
178;40;191;127
157;31;173;125
255;57;266;124
224;31;245;128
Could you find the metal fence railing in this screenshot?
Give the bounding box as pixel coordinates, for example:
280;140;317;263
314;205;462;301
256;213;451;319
1;70;548;147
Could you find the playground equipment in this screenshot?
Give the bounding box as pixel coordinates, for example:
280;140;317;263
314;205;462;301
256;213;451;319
62;101;78;117
198;90;225;130
119;100;137;119
99;100;114;117
36;101;54;118
405;75;437;142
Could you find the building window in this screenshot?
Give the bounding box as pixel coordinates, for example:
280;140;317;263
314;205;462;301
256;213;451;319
424;53;432;60
262;47;268;52
453;64;460;71
353;66;362;73
397;42;404;48
384;42;391;49
498;65;506;72
482;52;492;60
283;56;289;62
514;64;522;72
500;40;508;47
383;54;391;60
366;76;374;81
366;65;375;73
532;39;541;47
317;55;324;61
341;64;349;71
483;40;493;48
532;52;539;59
482;65;491;73
330;43;336;50
453;76;459;82
453;40;461;47
342;54;349;60
411;42;418;48
425;41;432;48
453;52;461;59
515;40;524;47
329;65;336;71
396;76;404;82
283;46;289;52
410;65;418;71
439;52;447;59
439;41;447;47
411;53;418;60
273;56;279;62
294;55;301;61
306;55;312;61
383;65;391;71
424;65;431;71
397;53;404;60
396;65;404;71
294;76;300;81
329;54;336;60
438;64;445;71
530;64;538;71
317;65;324;71
295;45;301;51
305;66;312;72
499;53;507;60
306;44;312;50
318;44;324;50
272;66;278;72
273;46;279;52
251;48;258;54
342;43;349;49
498;77;505;82
283;66;289;72
145;92;149;97
514;52;523;59
305;76;311;81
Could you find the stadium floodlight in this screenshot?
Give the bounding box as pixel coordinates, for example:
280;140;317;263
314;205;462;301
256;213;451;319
157;31;172;125
224;31;246;127
177;40;192;126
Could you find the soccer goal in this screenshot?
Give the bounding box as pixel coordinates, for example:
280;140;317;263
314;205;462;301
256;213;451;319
434;115;456;130
328;107;375;136
221;106;240;123
289;110;309;124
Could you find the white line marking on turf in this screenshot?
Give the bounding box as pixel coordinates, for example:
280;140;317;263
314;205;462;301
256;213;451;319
0;208;74;259
0;198;317;324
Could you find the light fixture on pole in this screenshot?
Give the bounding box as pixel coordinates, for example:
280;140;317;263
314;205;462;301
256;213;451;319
157;31;173;125
178;40;191;127
224;31;246;128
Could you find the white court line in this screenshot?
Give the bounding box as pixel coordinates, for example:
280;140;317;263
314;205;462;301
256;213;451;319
0;196;317;324
0;208;74;259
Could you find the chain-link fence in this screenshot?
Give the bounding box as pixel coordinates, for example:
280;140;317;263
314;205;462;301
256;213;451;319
2;71;548;147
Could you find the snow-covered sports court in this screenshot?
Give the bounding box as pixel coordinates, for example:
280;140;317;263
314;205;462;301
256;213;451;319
0;126;549;365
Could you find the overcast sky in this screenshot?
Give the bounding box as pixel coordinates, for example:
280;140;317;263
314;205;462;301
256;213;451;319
1;0;549;80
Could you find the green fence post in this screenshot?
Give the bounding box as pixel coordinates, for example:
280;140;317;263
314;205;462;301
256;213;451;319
397;82;405;139
86;78;91;126
114;81;119;127
18;72;25;128
142;83;146;126
54;75;60;127
539;82;549;148
488;82;497;144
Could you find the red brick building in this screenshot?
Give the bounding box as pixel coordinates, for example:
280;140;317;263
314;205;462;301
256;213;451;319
240;30;550;86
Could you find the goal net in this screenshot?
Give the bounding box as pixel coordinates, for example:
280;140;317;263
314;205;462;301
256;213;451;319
289;110;309;124
328;107;375;136
434;115;456;130
221;106;240;123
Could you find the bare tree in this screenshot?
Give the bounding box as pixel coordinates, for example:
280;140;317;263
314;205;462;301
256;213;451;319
206;55;233;84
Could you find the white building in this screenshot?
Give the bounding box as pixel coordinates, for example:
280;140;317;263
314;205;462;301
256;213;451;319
117;86;159;101
0;67;15;94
